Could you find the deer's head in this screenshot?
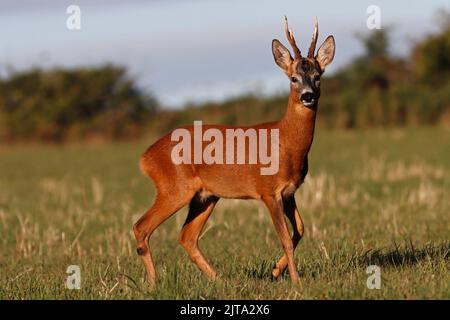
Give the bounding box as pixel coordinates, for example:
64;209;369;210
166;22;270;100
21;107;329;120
272;17;335;108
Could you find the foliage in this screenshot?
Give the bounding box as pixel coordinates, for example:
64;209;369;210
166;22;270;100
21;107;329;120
411;14;450;86
0;65;157;142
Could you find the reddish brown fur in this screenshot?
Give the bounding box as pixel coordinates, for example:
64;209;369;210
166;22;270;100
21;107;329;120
133;17;335;285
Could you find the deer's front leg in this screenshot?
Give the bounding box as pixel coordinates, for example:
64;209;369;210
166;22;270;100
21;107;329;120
272;195;304;279
262;195;300;284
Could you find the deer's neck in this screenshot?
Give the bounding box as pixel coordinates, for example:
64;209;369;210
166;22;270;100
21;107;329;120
278;93;317;154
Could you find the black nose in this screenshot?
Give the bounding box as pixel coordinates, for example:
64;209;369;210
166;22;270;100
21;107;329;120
300;92;314;102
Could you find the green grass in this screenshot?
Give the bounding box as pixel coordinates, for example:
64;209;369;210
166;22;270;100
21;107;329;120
0;127;449;299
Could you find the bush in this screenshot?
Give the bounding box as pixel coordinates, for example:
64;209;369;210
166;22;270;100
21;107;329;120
0;65;157;142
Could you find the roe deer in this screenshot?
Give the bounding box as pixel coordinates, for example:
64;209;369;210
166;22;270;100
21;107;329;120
133;16;335;285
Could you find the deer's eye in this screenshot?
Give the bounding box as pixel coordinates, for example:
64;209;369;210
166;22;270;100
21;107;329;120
314;75;321;82
291;77;298;83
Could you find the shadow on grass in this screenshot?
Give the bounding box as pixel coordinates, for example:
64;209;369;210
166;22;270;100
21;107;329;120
244;241;449;280
357;241;449;268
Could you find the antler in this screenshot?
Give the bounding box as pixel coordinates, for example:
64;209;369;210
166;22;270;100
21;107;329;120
307;16;319;58
284;16;301;60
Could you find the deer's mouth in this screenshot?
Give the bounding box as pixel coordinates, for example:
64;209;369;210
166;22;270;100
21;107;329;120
301;99;316;107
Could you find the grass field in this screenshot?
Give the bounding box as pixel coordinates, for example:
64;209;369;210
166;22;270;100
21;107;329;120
0;126;449;299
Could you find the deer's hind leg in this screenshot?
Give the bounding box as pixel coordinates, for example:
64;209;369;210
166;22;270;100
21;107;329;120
133;185;198;285
179;194;219;280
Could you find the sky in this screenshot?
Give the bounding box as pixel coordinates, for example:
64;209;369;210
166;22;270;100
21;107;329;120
0;0;448;108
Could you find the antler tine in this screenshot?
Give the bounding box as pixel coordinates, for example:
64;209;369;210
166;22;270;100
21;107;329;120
284;16;301;60
308;16;319;58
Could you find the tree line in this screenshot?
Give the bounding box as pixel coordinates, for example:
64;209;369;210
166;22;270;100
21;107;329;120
0;65;156;142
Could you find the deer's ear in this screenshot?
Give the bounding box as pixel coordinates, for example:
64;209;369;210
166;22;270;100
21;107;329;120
272;39;293;74
316;35;335;71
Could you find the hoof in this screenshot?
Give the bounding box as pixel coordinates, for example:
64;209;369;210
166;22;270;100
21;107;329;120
272;264;282;280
